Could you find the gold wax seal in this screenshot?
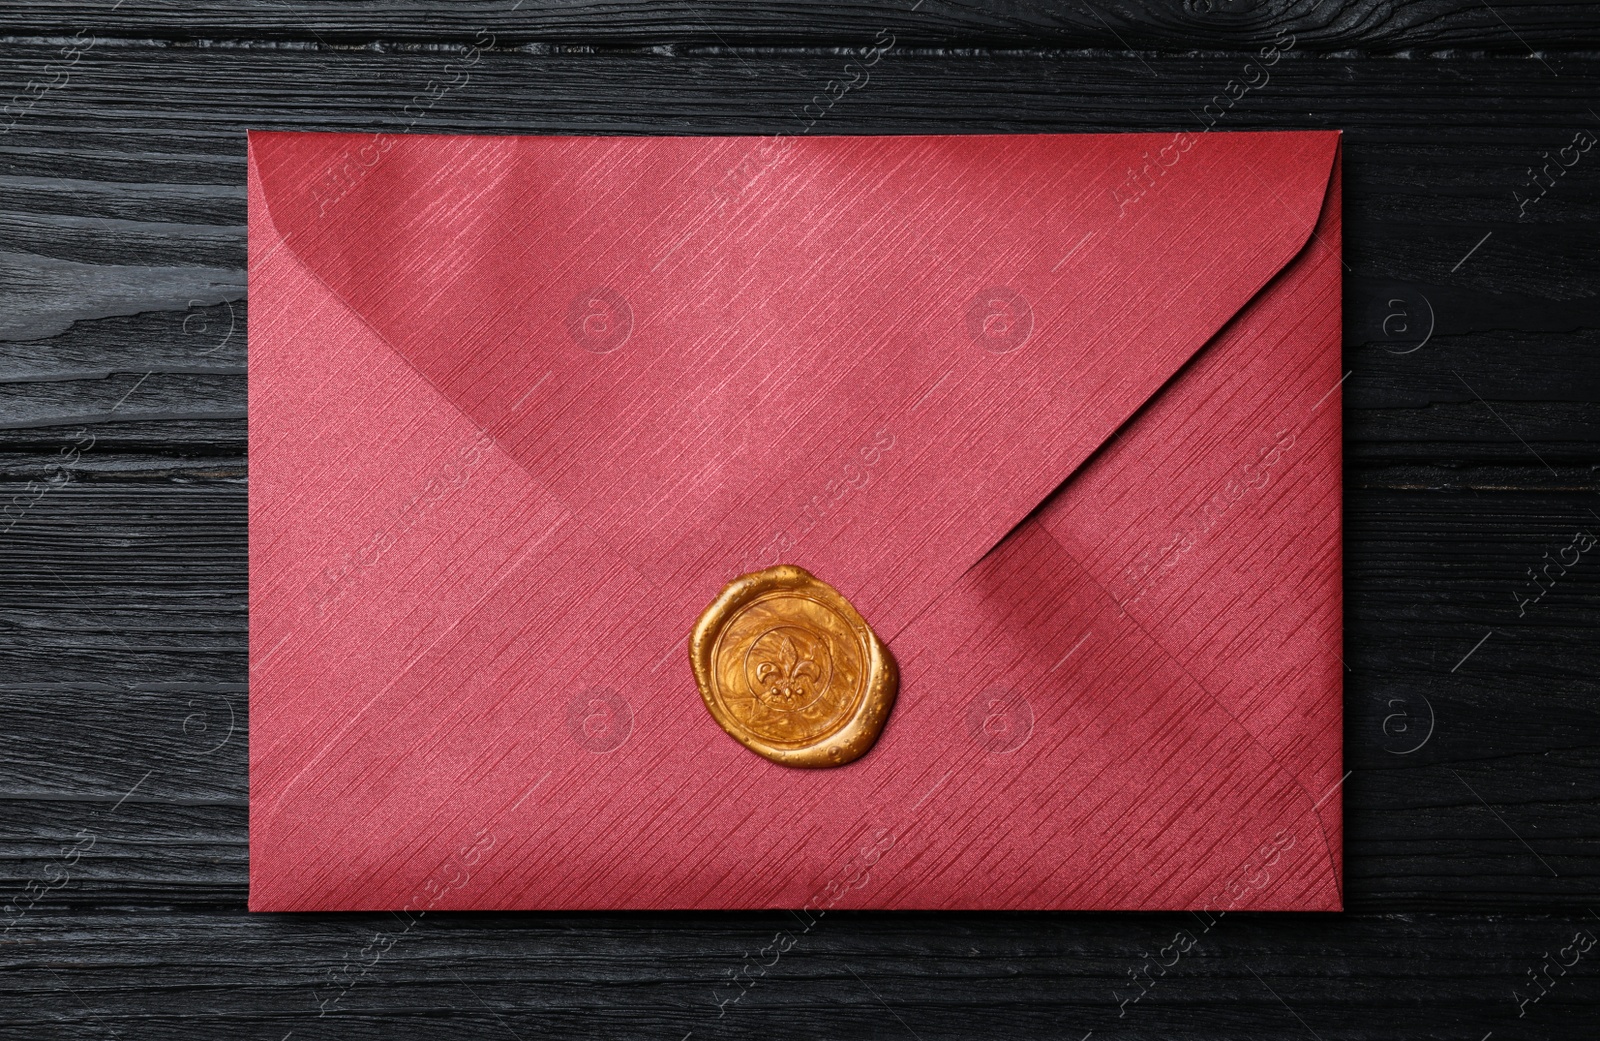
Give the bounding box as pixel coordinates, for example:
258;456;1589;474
689;565;897;768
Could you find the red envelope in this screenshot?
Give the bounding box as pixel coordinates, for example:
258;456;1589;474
249;128;1342;911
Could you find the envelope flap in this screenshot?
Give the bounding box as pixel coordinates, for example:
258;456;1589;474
248;129;1337;635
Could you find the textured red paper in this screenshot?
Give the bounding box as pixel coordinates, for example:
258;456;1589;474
249;129;1342;911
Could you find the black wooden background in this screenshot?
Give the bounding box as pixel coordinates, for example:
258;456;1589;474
2;1;1598;1038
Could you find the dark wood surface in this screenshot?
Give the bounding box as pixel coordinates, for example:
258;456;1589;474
2;1;1598;1037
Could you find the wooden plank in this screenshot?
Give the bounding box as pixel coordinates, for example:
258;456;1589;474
2;911;1599;1038
2;0;1599;51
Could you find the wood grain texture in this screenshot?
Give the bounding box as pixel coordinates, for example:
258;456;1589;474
4;0;1600;50
1;1;1598;1035
4;911;1600;1039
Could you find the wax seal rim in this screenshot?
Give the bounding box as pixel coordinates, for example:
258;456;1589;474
689;564;897;768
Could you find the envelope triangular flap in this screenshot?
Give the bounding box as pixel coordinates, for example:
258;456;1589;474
250;130;1338;631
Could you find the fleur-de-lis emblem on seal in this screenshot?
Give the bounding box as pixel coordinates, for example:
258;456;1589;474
754;632;820;708
690;565;896;767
